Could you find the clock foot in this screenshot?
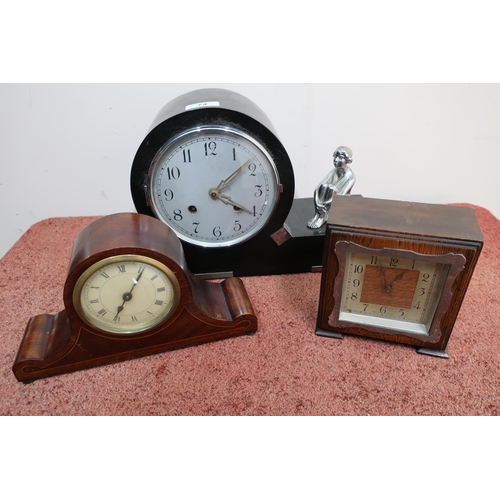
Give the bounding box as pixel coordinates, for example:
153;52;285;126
315;328;344;339
416;347;450;359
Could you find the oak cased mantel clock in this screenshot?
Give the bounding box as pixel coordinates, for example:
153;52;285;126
13;213;258;382
316;196;483;357
130;88;325;278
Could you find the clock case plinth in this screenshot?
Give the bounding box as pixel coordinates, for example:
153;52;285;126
131;88;324;278
13;213;257;383
315;196;484;357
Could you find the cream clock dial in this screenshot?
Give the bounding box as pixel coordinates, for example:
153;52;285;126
339;251;450;335
74;255;179;335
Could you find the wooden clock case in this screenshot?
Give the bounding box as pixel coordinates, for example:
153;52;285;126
316;196;484;356
13;213;257;382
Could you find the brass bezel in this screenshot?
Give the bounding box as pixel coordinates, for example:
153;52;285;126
73;254;181;335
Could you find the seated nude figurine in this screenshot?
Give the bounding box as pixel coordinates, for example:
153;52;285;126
307;146;355;229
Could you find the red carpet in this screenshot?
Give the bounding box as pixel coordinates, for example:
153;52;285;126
1;204;499;415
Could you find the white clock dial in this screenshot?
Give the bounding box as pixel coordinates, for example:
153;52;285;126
74;255;179;334
148;126;280;247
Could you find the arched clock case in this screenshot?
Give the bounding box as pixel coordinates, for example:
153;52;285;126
13;213;257;382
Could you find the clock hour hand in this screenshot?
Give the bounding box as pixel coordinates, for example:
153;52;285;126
216;158;254;191
380;267;409;292
214;193;253;214
387;269;408;290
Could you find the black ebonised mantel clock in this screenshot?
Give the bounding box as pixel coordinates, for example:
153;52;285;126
130;88;325;278
316;196;484;358
131;88;294;277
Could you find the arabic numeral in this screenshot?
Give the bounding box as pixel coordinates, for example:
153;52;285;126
205;141;217;156
164;189;174;201
165;167;180;180
213;226;222;237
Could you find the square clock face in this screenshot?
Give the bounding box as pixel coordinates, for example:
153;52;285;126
330;242;465;339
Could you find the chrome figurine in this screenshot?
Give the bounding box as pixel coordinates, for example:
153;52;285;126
307;146;356;229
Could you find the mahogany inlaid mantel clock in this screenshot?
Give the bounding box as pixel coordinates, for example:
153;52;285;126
13;213;257;382
316;196;483;357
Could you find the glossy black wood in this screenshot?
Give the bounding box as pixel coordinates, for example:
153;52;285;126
130;89;324;277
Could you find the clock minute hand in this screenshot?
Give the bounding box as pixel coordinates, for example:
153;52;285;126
114;266;145;320
216;158;254;191
132;265;145;287
379;262;390;291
